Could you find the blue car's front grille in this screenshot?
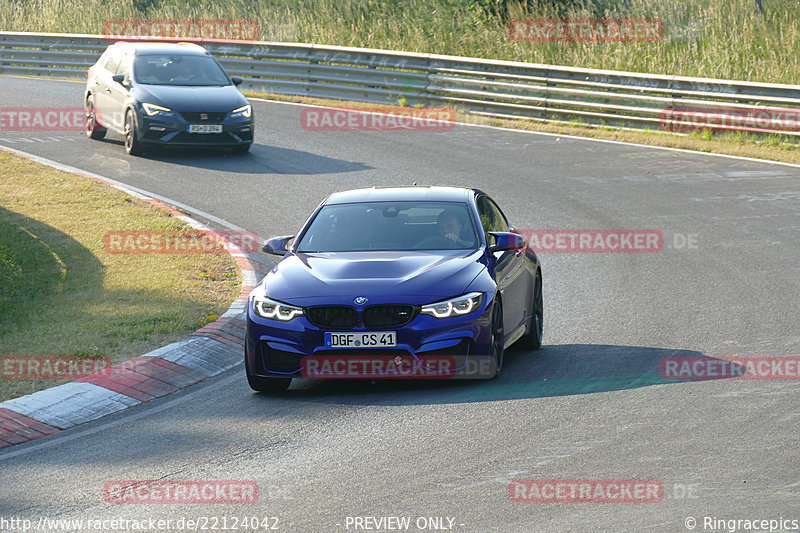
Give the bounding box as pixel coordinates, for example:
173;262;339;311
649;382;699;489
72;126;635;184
363;305;417;327
305;306;358;328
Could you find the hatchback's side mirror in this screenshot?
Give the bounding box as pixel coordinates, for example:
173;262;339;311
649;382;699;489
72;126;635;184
263;235;295;256
488;231;526;254
111;74;125;85
231;76;244;86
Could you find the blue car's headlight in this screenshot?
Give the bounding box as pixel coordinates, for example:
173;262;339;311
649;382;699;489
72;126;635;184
252;288;303;321
421;292;482;319
141;103;174;117
231;104;251;119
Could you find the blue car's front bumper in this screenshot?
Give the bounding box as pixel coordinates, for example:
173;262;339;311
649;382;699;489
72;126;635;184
245;293;497;380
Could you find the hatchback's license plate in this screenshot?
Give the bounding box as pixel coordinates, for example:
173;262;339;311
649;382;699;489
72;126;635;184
187;124;222;133
325;332;396;348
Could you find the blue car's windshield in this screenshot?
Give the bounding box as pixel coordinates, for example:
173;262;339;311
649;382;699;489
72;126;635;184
296;201;479;252
133;54;230;86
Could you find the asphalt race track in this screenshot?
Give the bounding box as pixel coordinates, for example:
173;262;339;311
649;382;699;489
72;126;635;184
1;75;799;532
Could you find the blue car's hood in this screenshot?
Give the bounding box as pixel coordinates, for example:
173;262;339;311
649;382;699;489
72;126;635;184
132;84;246;112
263;250;486;303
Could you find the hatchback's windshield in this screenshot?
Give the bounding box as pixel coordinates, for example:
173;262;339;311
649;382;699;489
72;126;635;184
133;54;230;86
296;201;479;252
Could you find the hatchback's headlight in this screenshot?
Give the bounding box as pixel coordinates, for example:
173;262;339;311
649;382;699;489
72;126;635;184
231;104;251;119
252;290;303;321
421;292;482;319
141;103;174;117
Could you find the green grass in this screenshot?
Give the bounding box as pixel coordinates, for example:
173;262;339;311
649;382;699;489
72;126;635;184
1;0;799;83
0;151;240;402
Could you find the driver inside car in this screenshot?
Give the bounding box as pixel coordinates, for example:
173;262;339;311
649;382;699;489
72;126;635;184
415;208;474;249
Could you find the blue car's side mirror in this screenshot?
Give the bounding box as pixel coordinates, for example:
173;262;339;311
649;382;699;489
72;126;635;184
231;76;244;86
263;235;295;256
488;232;526;254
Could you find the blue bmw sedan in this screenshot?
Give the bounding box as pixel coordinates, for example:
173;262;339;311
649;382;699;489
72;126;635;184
245;186;543;392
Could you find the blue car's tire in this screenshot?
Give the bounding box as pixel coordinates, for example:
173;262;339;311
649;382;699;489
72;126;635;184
520;269;543;351
490;297;504;377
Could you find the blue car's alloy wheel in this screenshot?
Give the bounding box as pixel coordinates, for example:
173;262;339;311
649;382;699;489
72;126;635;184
520;270;544;351
491;298;504;377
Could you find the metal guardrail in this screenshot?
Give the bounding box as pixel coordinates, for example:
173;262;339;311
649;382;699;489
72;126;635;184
2;31;800;136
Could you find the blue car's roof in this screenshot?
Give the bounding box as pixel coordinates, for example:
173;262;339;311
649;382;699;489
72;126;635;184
325;186;474;205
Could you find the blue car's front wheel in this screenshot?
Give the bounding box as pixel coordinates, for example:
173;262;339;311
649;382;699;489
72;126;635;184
520;269;543;351
490;297;504;377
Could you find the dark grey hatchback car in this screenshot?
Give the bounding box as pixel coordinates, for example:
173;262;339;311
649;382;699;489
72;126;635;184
85;42;253;155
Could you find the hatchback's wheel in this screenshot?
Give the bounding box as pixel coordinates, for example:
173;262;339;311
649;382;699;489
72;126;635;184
490;297;505;377
124;109;142;156
85;97;106;140
520;270;544;350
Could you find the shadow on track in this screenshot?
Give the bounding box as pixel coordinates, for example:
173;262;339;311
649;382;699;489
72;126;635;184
262;344;708;405
93;139;371;175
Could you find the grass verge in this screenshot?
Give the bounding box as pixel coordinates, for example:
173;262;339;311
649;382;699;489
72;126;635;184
1;0;799;84
0;150;240;402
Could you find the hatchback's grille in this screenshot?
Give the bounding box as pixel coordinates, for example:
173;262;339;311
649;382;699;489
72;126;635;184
172;132;235;144
305;306;357;328
363;305;417;327
180;111;228;122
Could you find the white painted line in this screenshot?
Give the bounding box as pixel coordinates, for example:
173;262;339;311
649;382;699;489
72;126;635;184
250;97;800;170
